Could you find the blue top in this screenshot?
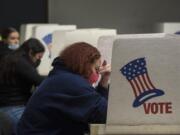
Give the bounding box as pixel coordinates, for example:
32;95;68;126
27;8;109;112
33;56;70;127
17;58;108;135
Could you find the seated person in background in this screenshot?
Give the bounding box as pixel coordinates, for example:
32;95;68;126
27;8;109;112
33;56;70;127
17;42;110;135
0;38;45;135
0;27;20;60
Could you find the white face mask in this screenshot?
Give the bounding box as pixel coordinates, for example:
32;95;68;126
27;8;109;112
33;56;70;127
8;44;20;50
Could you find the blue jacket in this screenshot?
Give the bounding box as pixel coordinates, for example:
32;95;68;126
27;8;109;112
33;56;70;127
17;58;108;135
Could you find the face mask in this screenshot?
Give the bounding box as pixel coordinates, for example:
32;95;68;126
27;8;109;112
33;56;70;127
88;72;99;85
34;59;41;68
8;44;20;50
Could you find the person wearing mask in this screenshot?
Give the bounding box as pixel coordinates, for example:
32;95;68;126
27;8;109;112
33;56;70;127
17;42;110;135
0;38;45;135
0;27;20;60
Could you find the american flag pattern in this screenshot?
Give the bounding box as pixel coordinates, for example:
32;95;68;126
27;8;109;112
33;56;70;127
120;58;164;107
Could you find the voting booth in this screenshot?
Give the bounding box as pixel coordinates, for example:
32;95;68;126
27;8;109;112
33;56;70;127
32;25;77;75
158;23;180;34
52;28;117;60
91;35;180;135
20;24;59;44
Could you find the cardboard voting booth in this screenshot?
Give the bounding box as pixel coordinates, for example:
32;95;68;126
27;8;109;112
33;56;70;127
158;23;180;34
32;25;77;75
109;37;180;124
91;35;180;135
52;28;117;60
20;24;59;44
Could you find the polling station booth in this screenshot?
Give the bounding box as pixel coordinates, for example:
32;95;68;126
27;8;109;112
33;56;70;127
158;22;180;34
20;23;59;44
51;28;117;60
91;35;180;135
32;25;77;75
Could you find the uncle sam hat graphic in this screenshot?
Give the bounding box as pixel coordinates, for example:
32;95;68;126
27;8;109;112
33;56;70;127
120;57;165;108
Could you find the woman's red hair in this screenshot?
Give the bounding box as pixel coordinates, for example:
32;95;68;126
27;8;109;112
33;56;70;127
60;42;101;78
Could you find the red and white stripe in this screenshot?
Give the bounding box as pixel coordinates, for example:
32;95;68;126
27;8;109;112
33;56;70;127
128;73;155;97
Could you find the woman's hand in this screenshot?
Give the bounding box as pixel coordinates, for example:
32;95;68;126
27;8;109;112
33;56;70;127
99;61;111;88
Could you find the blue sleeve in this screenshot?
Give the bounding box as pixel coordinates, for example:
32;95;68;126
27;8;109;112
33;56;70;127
96;85;109;100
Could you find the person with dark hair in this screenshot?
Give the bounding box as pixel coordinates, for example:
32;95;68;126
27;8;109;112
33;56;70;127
17;42;110;135
0;38;45;135
0;27;20;60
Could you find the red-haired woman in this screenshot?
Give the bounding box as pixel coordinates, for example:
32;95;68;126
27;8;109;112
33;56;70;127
17;42;110;135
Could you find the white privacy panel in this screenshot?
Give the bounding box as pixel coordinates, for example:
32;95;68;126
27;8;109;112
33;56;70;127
159;22;180;34
20;24;59;44
32;25;77;75
52;28;117;60
108;37;180;128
